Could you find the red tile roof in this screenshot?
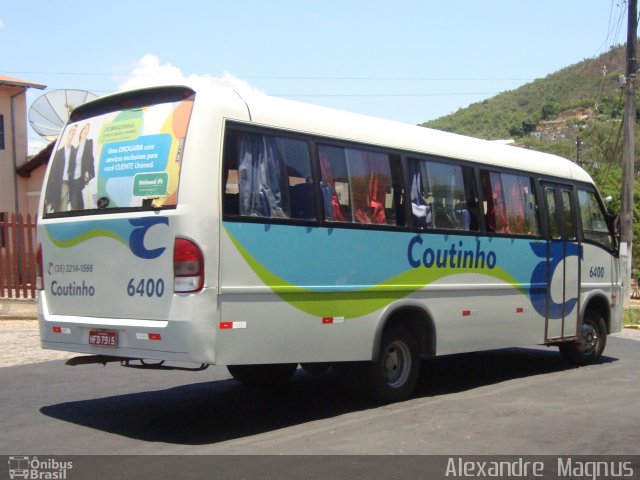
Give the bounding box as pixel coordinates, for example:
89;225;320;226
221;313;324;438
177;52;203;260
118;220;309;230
0;74;46;90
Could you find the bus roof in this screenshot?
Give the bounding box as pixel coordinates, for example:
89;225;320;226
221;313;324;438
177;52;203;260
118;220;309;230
95;84;594;184
233;89;593;184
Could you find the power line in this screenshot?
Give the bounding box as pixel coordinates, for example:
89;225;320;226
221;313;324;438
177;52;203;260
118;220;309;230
594;0;627;57
4;70;532;83
274;92;499;98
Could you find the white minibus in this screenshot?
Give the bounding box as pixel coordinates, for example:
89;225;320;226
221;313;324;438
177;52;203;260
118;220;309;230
38;85;622;402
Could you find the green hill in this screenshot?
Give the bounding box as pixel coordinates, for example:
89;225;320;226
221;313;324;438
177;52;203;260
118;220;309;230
422;44;640;273
422;44;630;140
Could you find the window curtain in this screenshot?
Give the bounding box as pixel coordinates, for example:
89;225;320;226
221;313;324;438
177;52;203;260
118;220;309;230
238;134;289;218
507;176;528;234
349;150;389;224
409;160;430;227
485;172;508;233
319;149;347;221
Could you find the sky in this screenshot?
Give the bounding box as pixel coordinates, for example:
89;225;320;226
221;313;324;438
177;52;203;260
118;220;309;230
1;0;631;154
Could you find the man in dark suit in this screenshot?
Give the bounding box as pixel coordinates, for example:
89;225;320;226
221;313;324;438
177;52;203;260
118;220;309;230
45;124;77;212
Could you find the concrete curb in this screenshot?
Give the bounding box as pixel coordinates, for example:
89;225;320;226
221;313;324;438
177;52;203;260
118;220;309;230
0;299;38;320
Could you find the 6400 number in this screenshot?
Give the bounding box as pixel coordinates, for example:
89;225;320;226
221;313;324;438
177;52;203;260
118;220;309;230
127;278;165;297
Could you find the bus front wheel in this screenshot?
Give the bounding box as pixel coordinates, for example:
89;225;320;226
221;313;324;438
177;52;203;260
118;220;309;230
559;312;607;366
227;363;298;385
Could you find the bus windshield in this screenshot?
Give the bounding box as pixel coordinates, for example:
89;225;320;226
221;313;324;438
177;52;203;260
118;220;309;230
42;88;194;217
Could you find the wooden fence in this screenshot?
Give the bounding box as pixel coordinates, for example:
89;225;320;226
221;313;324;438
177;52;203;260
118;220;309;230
0;213;37;299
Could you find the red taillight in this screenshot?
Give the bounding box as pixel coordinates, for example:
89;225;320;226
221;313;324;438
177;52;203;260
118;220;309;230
173;238;204;293
36;244;44;290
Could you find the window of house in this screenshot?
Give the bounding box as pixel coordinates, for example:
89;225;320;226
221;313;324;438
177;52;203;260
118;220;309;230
0;212;5;248
318;145;403;226
481;170;539;236
222;129;315;220
408;158;478;231
0;115;5;150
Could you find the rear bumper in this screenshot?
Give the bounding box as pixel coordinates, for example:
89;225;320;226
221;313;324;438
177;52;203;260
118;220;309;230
38;289;219;365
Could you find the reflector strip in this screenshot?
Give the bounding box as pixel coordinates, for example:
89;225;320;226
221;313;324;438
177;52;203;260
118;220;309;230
516;307;524;313
135;332;162;340
322;317;344;324
219;321;247;330
462;310;471;317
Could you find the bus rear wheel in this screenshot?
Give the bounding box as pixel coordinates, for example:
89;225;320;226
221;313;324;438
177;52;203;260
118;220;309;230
559;312;607;366
363;326;420;403
227;363;298;385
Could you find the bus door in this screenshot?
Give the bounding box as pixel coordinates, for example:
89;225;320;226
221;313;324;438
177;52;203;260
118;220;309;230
542;183;581;341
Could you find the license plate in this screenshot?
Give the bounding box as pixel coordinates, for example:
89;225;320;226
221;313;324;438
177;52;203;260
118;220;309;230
89;330;118;347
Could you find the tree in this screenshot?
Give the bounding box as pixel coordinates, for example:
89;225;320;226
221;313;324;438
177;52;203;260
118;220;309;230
541;102;558;120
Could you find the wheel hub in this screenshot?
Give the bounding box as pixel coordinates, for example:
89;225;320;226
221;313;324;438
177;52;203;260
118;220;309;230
383;341;411;387
578;322;598;354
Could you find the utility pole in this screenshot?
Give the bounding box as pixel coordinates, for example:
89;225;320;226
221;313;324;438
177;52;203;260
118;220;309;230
621;0;637;307
576;136;583;166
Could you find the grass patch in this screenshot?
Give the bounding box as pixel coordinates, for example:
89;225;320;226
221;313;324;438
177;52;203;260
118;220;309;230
624;308;640;326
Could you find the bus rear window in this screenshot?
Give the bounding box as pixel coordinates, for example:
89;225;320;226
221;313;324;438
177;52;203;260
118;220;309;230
43;90;194;217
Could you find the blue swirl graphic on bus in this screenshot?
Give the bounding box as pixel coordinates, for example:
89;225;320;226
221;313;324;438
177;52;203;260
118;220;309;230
45;217;169;260
128;217;169;259
529;242;582;319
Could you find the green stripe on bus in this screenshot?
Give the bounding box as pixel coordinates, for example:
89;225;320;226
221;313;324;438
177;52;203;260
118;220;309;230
226;228;526;319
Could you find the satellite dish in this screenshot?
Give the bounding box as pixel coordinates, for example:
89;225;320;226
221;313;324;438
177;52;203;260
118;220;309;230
29;89;98;141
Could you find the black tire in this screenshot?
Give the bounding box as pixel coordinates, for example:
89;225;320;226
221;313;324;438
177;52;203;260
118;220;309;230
559;312;607;366
362;326;420;403
300;362;331;375
227;363;298;385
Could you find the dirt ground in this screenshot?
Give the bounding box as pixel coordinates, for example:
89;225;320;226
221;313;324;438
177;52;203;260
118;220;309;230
0;320;72;367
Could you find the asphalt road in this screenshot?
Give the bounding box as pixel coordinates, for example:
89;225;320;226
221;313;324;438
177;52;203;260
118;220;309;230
1;334;639;478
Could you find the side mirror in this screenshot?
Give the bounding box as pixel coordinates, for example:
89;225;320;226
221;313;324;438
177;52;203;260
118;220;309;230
605;211;619;232
605;212;620;253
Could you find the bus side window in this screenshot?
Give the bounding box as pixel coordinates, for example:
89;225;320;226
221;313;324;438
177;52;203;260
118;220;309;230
561;189;576;241
482;171;507;233
345;148;393;225
409;158;477;231
462;166;480;230
222;129;315;220
481;170;539;236
408;159;432;228
319;145;350;222
545;188;561;239
319;145;401;226
577;189;614;249
281;138;314;220
222;132;240;215
389;156;405;226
